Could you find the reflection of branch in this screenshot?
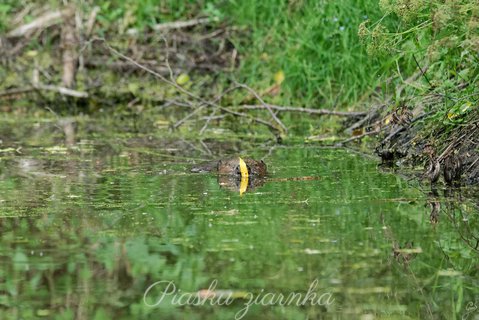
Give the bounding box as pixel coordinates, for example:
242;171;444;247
380;213;434;318
445;203;479;253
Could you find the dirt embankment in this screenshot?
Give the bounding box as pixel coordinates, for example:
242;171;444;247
343;97;479;186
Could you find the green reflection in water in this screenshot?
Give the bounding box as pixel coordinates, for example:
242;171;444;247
0;138;478;320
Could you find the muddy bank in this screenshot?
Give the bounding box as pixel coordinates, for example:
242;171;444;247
344;101;479;186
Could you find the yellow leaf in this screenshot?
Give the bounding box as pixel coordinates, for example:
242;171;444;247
238;157;249;196
384;114;392;125
176;73;190;85
274;70;285;85
238;157;249;178
26;50;38;58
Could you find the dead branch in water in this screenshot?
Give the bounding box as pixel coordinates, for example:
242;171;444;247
233;82;288;132
335;129;381;146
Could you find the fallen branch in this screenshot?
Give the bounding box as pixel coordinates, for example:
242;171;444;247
152;18;210;31
85;6;100;37
234;82;288;133
126;18;211;36
7;9;68;38
336;129;380;146
437;133;467;162
36;84;88;98
344;104;387;134
93;38;281;133
0;85;88;99
240;104;367;117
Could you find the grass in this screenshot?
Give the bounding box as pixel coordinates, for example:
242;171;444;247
220;0;389;109
2;0;477;137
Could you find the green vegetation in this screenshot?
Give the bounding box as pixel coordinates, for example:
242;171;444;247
0;128;477;319
2;1;477;137
221;0;386;107
359;0;479;130
1;2;479;319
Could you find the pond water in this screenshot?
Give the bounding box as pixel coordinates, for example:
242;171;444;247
0;119;478;320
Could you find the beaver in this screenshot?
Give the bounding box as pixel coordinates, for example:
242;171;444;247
217;157;267;177
191;157;267;177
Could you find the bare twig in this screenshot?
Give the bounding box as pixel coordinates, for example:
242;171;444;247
200;107;218;134
11;4;34;26
7;9;67;38
466;157;479;173
437;133;467;162
85;6;100;38
240;104;367;117
199;84;243;134
0;87;35;98
126;17;211;36
173;105;205;129
234;82;288;132
84;60;182;74
93;38;281;133
0;85;88;99
344;104;387;134
336;129;380;145
152;18;210;31
95;37;204;102
36;85;88;98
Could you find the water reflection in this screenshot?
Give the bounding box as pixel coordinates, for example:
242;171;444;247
217;175;267;194
0;124;478;319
